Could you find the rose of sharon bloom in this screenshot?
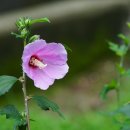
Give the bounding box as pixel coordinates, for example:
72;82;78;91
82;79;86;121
22;39;69;90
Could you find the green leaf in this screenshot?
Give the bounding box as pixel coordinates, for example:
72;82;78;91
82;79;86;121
100;80;117;99
30;17;50;25
108;41;119;52
116;69;130;77
11;32;22;38
127;22;130;28
124;69;130;76
118;104;130;117
118;34;130;45
117;44;128;56
32;95;64;118
109;104;130;130
28;35;40;43
121;124;130;130
62;43;72;52
16;17;31;30
0;105;22;120
110;104;130;120
0;75;18;96
0;105;27;130
120;119;130;130
20;28;28;38
108;42;128;56
116;63;126;75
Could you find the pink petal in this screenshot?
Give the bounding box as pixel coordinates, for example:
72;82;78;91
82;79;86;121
23;61;54;90
22;39;46;62
44;63;69;79
32;68;54;90
37;43;67;65
22;59;34;79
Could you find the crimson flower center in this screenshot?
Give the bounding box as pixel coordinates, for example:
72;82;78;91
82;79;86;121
29;55;47;69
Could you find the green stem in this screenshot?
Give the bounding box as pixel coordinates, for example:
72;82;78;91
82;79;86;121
22;39;31;130
120;56;124;67
116;55;124;107
116;82;120;107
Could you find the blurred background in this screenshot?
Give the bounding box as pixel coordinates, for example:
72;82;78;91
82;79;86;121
0;0;130;130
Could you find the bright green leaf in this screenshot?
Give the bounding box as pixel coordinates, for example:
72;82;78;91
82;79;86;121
117;44;128;56
30;17;50;25
118;34;130;45
116;63;126;75
29;35;40;43
11;32;22;38
100;80;117;99
108;42;128;56
0;75;18;96
117;69;130;77
118;34;126;41
32;95;64;118
20;28;28;38
16;17;31;30
127;22;130;28
108;41;119;53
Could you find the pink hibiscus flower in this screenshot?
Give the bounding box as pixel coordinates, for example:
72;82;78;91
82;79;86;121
22;39;69;90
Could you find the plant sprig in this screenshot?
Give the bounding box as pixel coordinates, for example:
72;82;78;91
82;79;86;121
100;23;130;130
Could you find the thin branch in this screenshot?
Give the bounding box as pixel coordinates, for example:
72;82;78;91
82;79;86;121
22;39;31;130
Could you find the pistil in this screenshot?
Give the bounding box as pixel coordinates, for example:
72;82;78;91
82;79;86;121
29;55;47;69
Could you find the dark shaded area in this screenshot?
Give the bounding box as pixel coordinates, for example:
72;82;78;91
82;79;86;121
0;0;61;14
